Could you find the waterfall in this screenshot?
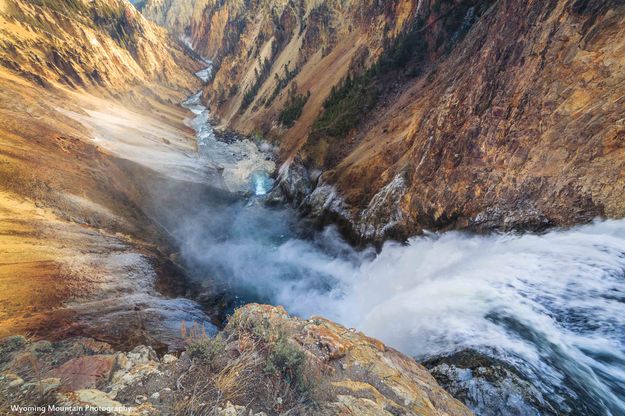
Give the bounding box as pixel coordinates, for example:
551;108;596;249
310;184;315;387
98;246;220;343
178;59;625;416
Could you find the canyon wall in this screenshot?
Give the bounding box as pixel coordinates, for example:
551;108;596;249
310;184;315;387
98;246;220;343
143;0;625;242
140;0;210;39
0;0;204;342
0;0;199;96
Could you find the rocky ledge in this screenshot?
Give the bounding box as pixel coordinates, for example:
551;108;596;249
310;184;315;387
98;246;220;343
0;304;471;415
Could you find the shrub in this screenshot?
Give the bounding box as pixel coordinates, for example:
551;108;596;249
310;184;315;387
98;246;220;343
278;84;310;127
267;63;300;106
0;336;27;360
241;57;272;110
311;72;379;139
214;350;258;402
186;336;226;367
265;336;309;393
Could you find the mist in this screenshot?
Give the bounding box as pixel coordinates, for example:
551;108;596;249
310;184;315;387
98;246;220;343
171;192;625;414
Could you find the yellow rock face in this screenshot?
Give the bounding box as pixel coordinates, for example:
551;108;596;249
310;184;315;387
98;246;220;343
0;0;203;342
0;0;199;95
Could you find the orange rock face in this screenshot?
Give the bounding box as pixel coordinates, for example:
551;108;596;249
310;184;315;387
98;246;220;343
0;0;200;95
0;0;203;343
324;0;625;241
148;0;625;242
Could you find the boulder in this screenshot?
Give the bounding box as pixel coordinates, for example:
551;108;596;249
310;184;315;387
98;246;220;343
47;355;115;391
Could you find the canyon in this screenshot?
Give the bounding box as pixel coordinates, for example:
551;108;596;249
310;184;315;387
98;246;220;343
1;0;625;415
0;0;471;414
0;0;222;347
142;0;625;242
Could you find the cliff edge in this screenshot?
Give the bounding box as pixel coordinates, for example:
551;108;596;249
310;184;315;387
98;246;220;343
0;304;472;415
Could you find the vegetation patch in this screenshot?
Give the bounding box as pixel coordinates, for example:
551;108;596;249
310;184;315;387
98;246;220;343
278;84;310;128
172;312;321;415
266;63;300;106
241;56;272;111
311;71;379;139
265;336;310;394
0;336;27;361
186;336;226;368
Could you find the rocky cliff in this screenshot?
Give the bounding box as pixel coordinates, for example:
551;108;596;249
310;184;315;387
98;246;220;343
0;0;200;95
0;304;472;415
139;0;210;40
0;0;206;343
143;0;625;243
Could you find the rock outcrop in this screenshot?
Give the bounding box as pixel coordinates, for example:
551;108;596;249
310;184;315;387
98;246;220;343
0;0;208;344
143;0;625;243
0;304;473;415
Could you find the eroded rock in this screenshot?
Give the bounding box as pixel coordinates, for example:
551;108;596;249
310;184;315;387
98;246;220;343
0;306;472;415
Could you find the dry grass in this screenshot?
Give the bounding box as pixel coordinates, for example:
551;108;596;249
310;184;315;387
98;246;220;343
170;377;221;416
170;320;260;414
213;347;259;403
169;316;325;415
168;346;262;415
0;337;60;416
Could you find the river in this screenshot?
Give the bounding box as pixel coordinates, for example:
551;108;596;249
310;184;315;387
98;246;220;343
158;66;625;416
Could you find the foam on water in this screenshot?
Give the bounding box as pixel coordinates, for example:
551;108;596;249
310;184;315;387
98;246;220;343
195;61;213;83
267;221;625;415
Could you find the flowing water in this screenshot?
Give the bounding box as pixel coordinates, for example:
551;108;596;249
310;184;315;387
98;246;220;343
182;91;275;193
170;69;625;415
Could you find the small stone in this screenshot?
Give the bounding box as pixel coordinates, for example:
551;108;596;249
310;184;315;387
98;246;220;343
150;392;160;401
41;377;61;393
9;377;24;387
135;394;148;404
115;352;130;370
219;401;246;416
127;346;158;365
2;372;20;382
162;354;177;364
